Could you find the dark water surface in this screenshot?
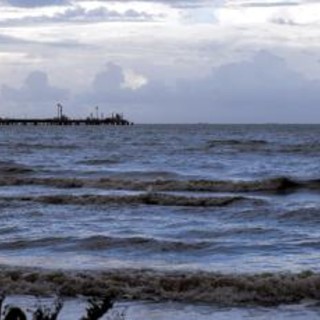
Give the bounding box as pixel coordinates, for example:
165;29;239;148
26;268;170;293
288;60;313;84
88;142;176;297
0;124;320;317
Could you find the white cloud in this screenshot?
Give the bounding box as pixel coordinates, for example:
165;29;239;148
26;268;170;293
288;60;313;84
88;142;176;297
122;69;148;90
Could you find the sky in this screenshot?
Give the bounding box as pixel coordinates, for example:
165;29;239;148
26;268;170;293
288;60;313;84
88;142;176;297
0;0;320;123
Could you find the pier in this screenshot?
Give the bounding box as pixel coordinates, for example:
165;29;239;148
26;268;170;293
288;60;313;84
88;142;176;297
0;104;133;126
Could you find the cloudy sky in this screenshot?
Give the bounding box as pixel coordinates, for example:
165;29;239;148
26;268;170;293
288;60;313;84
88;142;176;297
0;0;320;123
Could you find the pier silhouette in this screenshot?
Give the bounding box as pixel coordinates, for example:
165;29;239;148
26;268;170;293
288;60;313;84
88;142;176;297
0;104;133;126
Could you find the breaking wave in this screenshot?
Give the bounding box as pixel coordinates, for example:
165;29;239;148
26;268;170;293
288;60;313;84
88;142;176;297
9;193;253;207
0;267;319;306
0;176;319;193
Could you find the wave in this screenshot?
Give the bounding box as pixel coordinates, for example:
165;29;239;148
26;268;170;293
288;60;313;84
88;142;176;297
73;235;211;252
203;140;320;155
206;139;268;149
11;193;253;207
277;143;320;154
0;267;319;306
0;161;33;175
0;177;84;188
279;207;320;223
0;237;73;250
11;143;79;150
0;235;211;252
77;157;122;166
1;176;319;193
0;226;21;235
109;170;182;180
178;227;277;239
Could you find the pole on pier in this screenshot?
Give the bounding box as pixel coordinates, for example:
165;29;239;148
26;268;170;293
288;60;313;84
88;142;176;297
57;103;63;120
95;106;99;120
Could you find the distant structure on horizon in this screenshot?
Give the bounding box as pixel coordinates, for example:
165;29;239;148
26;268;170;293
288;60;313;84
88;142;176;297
0;103;133;126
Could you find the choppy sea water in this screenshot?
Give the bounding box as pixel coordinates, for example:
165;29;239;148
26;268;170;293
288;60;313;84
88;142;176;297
0;124;320;319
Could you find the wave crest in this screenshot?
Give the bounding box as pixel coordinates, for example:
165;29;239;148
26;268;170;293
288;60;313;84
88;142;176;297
17;193;253;207
0;176;315;193
0;268;319;306
0;162;33;175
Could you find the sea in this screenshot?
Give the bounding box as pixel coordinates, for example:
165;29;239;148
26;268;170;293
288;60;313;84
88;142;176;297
0;124;320;319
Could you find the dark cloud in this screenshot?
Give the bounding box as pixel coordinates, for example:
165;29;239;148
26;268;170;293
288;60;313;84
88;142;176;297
2;0;69;7
72;0;217;9
239;1;300;7
0;0;215;8
54;6;156;22
270;17;298;25
122;0;216;8
0;6;158;26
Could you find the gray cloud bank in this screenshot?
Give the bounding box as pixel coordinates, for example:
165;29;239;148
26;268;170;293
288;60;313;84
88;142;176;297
238;1;300;8
0;0;215;8
59;6;155;22
1;71;68;116
2;71;68;102
0;6;158;27
1;51;320;123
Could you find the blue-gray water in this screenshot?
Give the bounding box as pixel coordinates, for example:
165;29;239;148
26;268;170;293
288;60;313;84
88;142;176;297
1;124;320;317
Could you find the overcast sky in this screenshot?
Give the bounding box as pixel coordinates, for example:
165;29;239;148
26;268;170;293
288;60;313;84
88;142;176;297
0;0;320;123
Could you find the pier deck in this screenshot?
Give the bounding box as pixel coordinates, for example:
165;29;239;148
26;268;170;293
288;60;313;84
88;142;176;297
0;118;132;126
